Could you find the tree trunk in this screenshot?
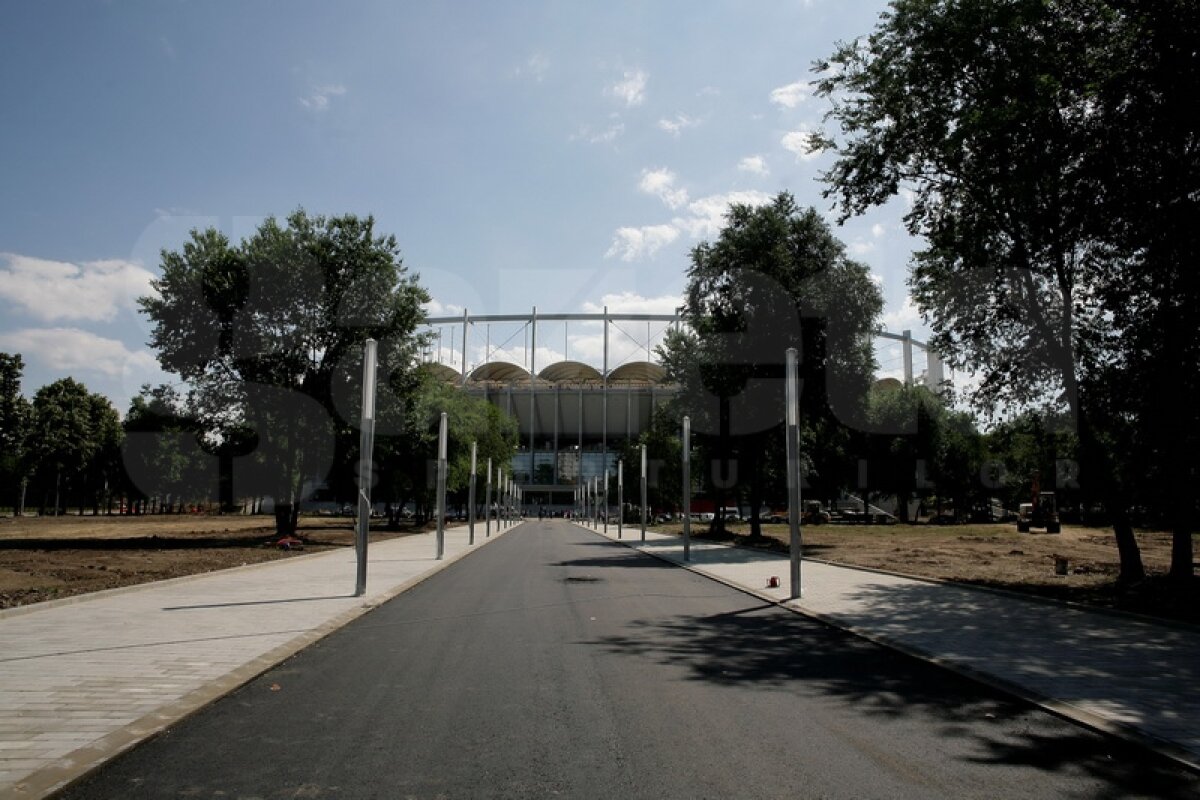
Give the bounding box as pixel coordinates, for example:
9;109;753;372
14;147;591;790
274;503;296;537
1072;381;1145;583
1111;508;1146;585
1170;523;1194;581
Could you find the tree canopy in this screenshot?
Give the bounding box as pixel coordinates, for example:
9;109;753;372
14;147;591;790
814;0;1199;580
141;210;430;534
659;192;882;534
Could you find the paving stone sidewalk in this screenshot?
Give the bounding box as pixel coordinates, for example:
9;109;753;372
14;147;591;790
583;522;1200;771
0;521;516;798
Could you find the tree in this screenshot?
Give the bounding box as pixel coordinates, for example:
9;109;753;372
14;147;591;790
813;0;1163;581
141;210;429;535
383;377;518;522
660;193;882;536
619;402;684;521
122;384;215;513
0;353;30;512
1089;0;1200;579
23;378;114;515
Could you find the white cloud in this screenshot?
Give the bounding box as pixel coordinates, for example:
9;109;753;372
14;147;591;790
882;296;925;332
607;69;647;107
769;80;811;109
738;155;769;176
657;114;699;137
0;253;155;322
581;291;683;315
638;168;689;210
299;84;346;112
672;190;774;239
571;120;625;145
516;52;550;82
848;240;875;256
605;225;680;262
0;327;160;378
423;299;465;318
871;223;886;238
781;125;822;161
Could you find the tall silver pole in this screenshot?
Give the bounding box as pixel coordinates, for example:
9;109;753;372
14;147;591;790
461;307;469;383
468;441;477;545
640;444;647;542
683;416;691;562
786;347;803;598
485;458;493;537
355;338;378;597
603;468;609;534
436;412;448;560
617;460;624;539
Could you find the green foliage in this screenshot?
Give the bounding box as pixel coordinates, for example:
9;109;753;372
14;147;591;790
815;0;1116;417
141;210;430;529
121;384;214;507
812;0;1200;577
660;192;882;530
619;401;684;515
375;375;519;518
23;378;123;513
0;353;30;508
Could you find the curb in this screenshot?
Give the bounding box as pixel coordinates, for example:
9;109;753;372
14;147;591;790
18;523;524;799
577;523;1200;777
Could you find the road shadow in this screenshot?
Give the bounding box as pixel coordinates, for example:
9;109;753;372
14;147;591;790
591;602;1199;797
822;579;1200;740
549;553;677;571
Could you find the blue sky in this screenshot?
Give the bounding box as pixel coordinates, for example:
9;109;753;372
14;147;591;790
0;0;929;413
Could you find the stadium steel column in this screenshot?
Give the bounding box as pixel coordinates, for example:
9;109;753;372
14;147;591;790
602;305;608;490
461;307;469;383
529;306;537;485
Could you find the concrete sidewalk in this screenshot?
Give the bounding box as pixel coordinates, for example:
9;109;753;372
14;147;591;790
0;521;518;798
581;521;1200;772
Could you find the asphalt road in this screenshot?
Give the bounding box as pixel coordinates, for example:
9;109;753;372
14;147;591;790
59;521;1198;799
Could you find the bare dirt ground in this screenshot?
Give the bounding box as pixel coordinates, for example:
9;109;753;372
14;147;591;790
0;513;443;610
2;513;1196;623
655;520;1200;624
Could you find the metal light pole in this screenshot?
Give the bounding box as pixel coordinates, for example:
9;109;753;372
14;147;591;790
354;338;378;597
485;458;493;537
786;347;803;598
603;468;609;534
436;412;448;560
617;460;624;539
468;441;477;545
640;444;647;542
682;415;691;562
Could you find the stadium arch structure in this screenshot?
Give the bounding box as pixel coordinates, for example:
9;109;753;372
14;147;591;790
422;309;945;509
